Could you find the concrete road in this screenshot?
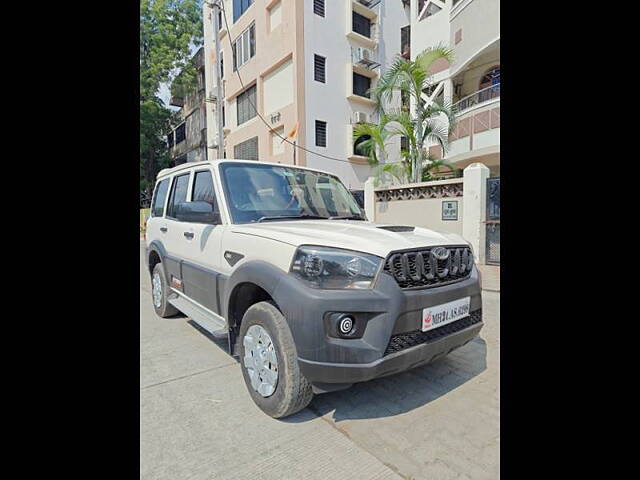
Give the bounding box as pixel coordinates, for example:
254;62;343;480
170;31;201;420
140;242;499;479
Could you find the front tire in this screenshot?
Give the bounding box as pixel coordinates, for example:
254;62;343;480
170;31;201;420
238;301;313;418
151;263;178;318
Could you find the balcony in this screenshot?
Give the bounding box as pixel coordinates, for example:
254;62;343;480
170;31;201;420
351;46;380;77
452;83;500;115
347;2;378;48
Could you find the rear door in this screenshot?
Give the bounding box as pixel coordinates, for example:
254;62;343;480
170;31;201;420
146;177;171;248
163;171;193;289
179;167;226;315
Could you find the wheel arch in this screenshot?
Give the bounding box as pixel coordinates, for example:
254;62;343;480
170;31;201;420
224;261;288;355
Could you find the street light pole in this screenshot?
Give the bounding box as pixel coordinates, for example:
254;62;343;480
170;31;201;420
209;0;225;158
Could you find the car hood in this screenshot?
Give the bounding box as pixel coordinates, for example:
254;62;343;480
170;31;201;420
230;220;469;258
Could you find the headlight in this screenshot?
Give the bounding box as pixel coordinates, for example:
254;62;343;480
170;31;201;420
290;246;383;289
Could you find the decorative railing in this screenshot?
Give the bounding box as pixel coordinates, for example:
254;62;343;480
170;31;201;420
453;83;500;115
375;181;463;202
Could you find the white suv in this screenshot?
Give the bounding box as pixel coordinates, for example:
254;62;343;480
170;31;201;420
145;160;483;418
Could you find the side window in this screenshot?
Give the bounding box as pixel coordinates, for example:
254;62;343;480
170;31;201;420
192;170;219;215
151;179;170;217
166;173;191;219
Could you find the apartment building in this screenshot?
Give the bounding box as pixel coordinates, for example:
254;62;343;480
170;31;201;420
202;0;407;189
167;47;208;166
405;0;500;176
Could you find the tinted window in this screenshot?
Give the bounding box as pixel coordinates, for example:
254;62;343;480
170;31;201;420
192;170;218;213
167;174;190;219
151;179;170;217
220;163;362;224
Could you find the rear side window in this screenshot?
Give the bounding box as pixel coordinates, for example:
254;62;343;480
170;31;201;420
151;179;170;217
166;173;190;219
192;170;219;213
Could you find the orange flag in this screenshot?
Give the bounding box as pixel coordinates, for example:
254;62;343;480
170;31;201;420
281;122;299;144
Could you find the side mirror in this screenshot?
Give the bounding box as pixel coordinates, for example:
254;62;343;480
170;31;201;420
175;201;220;224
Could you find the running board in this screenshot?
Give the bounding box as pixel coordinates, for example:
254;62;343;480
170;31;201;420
168;295;228;338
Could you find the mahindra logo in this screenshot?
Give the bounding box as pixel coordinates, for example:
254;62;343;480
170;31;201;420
431;247;450;261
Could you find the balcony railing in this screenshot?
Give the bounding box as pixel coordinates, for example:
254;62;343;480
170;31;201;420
452;83;500;115
351;46;380;70
356;0;381;8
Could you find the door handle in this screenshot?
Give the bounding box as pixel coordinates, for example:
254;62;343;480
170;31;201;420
160;227;168;233
183;232;194;239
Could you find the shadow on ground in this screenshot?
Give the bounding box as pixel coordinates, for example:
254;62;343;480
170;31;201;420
183;312;487;423
288;336;487;423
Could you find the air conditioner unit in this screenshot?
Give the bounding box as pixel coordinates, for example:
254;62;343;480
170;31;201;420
352;111;368;124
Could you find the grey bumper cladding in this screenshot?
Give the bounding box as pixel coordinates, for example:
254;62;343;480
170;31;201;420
298;316;482;384
260;263;483;386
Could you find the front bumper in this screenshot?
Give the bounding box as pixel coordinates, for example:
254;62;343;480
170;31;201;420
274;265;483;388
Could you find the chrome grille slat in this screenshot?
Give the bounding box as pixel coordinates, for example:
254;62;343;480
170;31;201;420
383;245;473;289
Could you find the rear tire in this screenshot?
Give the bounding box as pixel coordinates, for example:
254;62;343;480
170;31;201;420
151;263;179;318
238;301;313;418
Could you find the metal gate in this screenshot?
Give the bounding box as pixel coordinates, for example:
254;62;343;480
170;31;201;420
486;177;500;265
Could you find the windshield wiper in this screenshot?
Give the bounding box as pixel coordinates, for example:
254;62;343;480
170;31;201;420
256;214;328;223
328;215;366;220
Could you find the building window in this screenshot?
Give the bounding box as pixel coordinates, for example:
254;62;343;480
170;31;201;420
401;25;411;59
353;72;371;98
166;173;190;219
236;84;257;125
480;65;501;89
167;131;174;148
315;120;327;148
400;136;409;154
354;134;370;156
314;0;325;17
352;11;371;38
220;51;224;79
234;136;259;160
151;179;170;217
233;0;254;23
232;23;256;71
314;54;326;83
222;105;226;127
175;123;186;144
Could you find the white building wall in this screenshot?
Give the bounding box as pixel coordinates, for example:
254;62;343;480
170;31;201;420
303;0;407;190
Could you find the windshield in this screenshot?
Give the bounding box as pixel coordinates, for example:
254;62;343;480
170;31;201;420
220;163;365;224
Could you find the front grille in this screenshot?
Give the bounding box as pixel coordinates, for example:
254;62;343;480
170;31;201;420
383;245;473;289
384;309;482;356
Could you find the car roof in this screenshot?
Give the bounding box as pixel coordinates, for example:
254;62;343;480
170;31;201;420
156;159;337;180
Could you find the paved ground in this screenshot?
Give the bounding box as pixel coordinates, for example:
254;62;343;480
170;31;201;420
140;242;499;479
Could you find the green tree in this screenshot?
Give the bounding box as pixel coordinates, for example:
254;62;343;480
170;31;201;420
140;0;203;198
354;45;458;185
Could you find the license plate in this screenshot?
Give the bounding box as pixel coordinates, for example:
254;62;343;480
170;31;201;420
422;297;471;332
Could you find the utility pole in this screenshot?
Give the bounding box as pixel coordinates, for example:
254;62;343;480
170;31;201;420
209;1;225;158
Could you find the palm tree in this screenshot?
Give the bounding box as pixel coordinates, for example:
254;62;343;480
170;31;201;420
354;45;457;184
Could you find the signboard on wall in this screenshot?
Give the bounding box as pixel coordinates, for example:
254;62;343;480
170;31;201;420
442;200;458;221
